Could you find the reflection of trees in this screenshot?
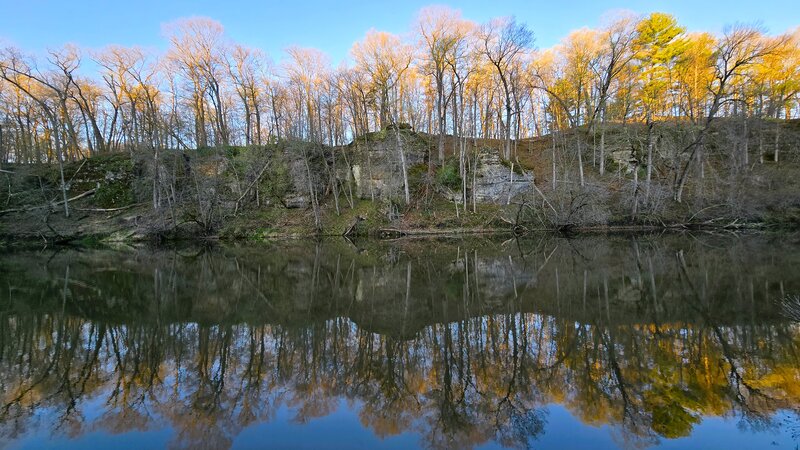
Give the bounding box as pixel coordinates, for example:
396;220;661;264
0;234;798;449
1;312;798;449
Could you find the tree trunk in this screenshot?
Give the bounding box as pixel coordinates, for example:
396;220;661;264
153;146;160;209
395;127;410;205
551;128;557;191
632;164;639;218
645;120;654;200
303;148;321;230
504;99;512;160
328;118;340;216
51;113;70;218
774;120;780;163
742;116;749;166
254;101;262;146
243;100;252;146
599;111;606;176
195;93;207;149
437;81;446;166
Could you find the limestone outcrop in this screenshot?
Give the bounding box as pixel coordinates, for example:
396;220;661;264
345;129;534;204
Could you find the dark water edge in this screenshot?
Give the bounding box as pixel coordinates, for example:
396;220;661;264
1;208;797;250
1;232;799;449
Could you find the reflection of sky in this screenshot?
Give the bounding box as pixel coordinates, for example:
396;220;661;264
536;406;797;450
7;400;797;449
236;399;419;449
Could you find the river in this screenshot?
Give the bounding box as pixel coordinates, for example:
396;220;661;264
0;232;799;449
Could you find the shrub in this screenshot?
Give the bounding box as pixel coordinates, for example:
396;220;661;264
498;156;525;175
95;180;134;208
436;160;462;190
384;122;413;131
262;158;291;203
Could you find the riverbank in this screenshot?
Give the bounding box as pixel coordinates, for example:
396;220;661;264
2;119;799;247
1;193;797;250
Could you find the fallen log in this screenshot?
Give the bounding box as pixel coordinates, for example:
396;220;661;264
74;202;143;213
234;160;272;214
0;189;96;216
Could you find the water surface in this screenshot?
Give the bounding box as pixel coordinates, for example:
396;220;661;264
1;233;799;449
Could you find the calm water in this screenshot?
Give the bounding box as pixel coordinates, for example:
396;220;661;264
0;233;799;449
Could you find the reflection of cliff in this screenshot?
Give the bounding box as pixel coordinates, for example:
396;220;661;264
0;234;799;449
2;234;798;335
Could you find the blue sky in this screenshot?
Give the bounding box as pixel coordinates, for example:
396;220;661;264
0;0;797;65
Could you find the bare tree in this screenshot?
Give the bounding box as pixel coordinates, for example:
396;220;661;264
674;25;784;202
351;31;413;203
479;17;533;159
227;45;267;146
164;17;230;147
417;6;468;165
0;47;74;216
589;15;637;176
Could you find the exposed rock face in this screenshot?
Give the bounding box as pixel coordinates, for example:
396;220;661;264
275;129;537;207
344;131;534;204
281;143;327;208
348;130;427;200
471;148;534;203
610;149;638;174
440;148;534;203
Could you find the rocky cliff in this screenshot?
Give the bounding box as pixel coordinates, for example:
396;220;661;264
343;126;534;205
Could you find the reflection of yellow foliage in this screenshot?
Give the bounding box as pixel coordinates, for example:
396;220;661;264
1;312;799;449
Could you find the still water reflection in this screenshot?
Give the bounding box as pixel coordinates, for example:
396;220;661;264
0;233;799;449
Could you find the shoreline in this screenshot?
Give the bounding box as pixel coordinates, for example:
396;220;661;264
1;219;794;250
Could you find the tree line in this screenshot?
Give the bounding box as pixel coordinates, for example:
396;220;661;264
0;8;798;213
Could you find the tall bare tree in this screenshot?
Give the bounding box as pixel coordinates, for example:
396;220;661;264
479;17;533;159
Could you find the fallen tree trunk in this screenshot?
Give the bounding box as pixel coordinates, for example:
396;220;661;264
74;202;143;213
234;160;272;214
0;189;96;216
